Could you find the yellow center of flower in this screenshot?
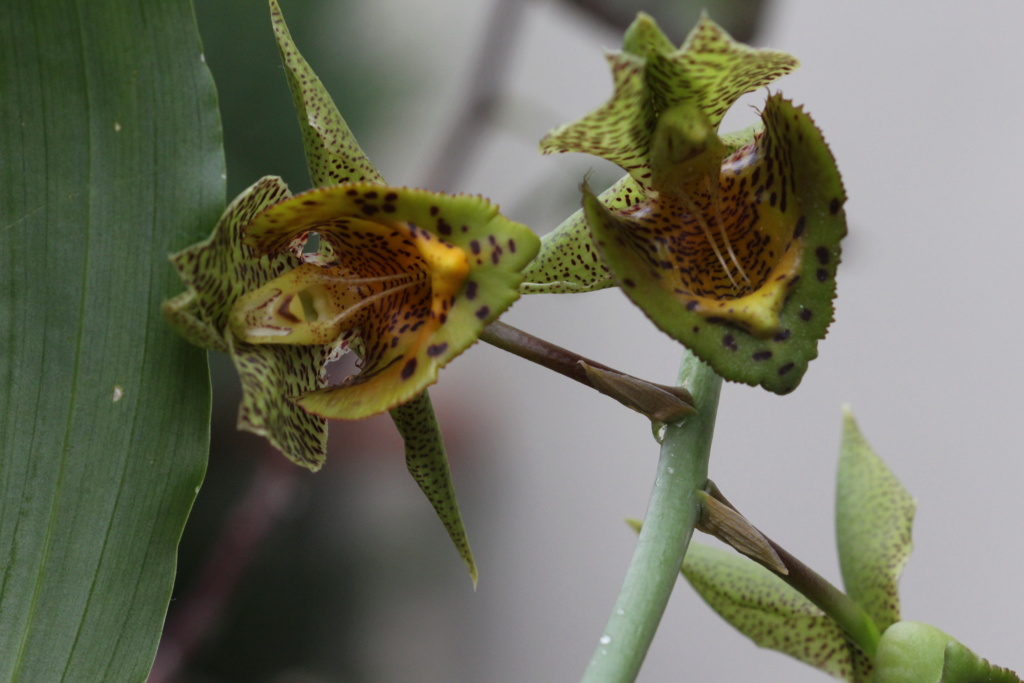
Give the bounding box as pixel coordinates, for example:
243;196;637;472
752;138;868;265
408;224;470;320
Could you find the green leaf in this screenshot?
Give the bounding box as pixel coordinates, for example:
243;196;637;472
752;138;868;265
1;0;222;680
683;543;871;681
392;393;477;586
836;408;916;631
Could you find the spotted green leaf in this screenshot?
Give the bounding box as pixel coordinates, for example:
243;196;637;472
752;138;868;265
683;543;872;681
163;175;337;469
392;392;477;585
587;94;846;394
270;0;382;187
836;409;916;633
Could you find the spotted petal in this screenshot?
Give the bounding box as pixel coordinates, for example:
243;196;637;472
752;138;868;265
521;124;762;295
236;183;540;419
162;176;337;469
587;95;845;394
270;0;382;187
540;14;796;191
520;175;638;293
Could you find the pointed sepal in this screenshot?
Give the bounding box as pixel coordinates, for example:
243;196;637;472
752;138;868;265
270;0;383;188
162;176;335;469
391;391;477;586
520;175;639;293
836;408;916;632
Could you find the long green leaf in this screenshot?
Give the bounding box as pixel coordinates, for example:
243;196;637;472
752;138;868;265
0;1;223;680
683;543;871;682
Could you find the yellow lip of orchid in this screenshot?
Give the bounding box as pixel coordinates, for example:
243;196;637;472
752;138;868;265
584;93;845;394
231;182;539;421
523;13;845;394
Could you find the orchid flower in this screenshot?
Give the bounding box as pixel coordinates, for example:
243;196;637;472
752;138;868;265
163;0;539;583
524;14;846;394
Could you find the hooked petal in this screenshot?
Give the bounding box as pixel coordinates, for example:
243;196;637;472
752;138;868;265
645;15;798;126
588;95;845;394
240;183;540;419
540;14;797;190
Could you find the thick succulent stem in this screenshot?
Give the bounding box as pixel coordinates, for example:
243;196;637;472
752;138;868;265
580;350;721;682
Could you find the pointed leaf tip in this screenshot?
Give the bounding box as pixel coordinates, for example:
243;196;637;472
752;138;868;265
836;410;916;632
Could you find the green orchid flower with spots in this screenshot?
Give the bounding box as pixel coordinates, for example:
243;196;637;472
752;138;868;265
230;182;536;421
163;0;540;584
524;13;846;394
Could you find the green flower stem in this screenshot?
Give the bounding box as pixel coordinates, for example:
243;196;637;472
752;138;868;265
704;483;882;657
580;350;722;683
480;321;693;406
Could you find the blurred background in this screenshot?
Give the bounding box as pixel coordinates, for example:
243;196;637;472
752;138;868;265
156;0;1024;680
